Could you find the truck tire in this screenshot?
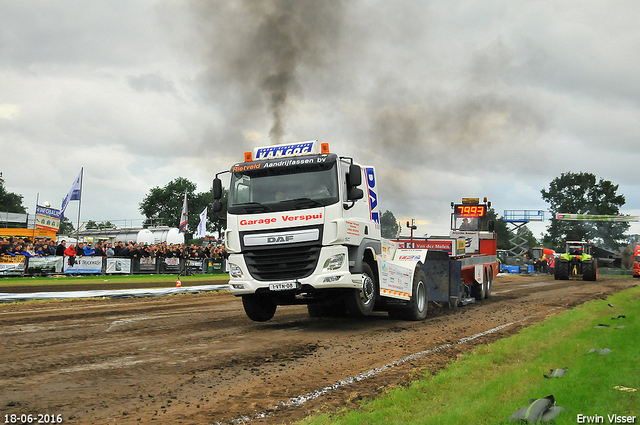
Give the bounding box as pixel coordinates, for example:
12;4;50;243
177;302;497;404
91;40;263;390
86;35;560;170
406;268;428;321
554;259;560;280
346;262;376;317
557;259;570;280
484;268;493;299
473;279;485;301
583;258;597;281
242;294;277;322
307;304;326;318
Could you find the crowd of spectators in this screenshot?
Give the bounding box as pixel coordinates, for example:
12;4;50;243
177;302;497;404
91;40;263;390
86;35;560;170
1;237;58;259
1;237;229;261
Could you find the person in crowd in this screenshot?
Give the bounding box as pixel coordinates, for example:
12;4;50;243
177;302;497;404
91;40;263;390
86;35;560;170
105;242;115;257
94;242;105;257
0;237;10;255
64;243;77;266
55;240;67;256
83;243;95;256
212;244;229;259
128;243;139;260
17;244;32;269
75;242;85;257
4;244;17;256
34;245;46;257
42;243;54;256
25;243;36;256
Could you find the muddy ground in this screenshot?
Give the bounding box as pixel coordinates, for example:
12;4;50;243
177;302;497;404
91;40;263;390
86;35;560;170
0;275;635;424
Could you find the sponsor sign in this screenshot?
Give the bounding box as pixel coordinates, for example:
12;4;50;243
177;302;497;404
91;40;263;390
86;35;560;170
379;261;412;300
163;257;181;273
232;156;330;173
238;211;324;229
253;141;316;160
364;167;379;225
186;259;203;273
35;206;61;232
0;255;26;276
139;256;157;272
244;228;319;247
64;256;103;274
555;213;639;222
450;231;479;252
28;256;64;273
106;258;131;274
394;239;465;256
394;249;427;263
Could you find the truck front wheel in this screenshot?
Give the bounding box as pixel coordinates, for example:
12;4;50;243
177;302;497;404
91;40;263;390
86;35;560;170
346;263;376;317
242;294;277;322
407;268;428;321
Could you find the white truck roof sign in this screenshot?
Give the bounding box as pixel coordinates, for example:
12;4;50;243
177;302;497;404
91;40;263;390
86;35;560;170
253;140;320;160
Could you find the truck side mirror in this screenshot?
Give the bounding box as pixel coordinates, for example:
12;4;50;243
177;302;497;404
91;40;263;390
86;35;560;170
348;187;364;201
347;164;362;187
488;220;494;232
213;178;222;200
213;200;222;213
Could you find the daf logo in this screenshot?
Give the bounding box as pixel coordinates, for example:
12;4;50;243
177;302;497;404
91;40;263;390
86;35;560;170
267;235;294;243
244;228;320;247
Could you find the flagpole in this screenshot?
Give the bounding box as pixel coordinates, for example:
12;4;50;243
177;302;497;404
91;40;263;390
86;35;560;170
34;193;39;242
76;168;83;244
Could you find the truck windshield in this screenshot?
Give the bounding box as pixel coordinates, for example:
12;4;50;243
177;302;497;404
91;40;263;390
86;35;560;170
227;155;340;214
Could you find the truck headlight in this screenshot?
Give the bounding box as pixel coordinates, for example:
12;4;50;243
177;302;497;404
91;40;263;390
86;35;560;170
229;263;243;278
322;253;345;271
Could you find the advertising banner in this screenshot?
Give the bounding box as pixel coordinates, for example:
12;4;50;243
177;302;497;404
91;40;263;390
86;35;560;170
163;257;181;273
186;258;203;274
379;261;412;300
139;257;157;273
35;206;61;232
106;258;131;274
64;256;103;274
0;255;26;276
28;256;64;273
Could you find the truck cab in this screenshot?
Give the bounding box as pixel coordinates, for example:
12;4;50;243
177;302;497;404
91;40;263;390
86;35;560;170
213;141;383;321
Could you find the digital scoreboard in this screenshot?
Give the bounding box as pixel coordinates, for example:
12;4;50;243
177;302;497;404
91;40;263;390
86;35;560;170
454;204;486;218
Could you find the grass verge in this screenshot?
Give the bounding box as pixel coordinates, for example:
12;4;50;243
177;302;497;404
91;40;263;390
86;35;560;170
300;285;640;425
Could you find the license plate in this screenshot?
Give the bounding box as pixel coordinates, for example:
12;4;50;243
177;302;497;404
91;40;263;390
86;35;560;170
269;282;299;291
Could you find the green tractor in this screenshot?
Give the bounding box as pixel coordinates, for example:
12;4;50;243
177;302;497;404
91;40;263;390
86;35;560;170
554;241;597;281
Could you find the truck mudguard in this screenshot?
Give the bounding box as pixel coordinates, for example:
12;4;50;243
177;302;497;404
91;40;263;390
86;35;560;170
348;238;381;274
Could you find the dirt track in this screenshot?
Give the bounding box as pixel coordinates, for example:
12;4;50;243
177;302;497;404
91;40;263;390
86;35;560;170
0;275;635;424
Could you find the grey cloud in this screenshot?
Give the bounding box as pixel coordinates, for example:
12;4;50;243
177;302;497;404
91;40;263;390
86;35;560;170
128;73;177;94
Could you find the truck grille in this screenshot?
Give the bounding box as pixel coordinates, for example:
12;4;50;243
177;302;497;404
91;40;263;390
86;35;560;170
244;243;321;281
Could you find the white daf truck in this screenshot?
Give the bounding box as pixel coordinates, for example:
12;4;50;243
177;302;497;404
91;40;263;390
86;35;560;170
212;140;468;322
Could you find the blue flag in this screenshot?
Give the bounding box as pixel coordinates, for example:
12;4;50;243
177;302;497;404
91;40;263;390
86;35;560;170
60;169;82;217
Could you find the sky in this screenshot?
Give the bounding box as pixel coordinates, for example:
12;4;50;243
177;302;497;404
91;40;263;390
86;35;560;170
1;1;639;240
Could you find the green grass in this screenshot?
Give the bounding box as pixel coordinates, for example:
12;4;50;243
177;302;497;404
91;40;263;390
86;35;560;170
0;273;229;288
300;286;640;425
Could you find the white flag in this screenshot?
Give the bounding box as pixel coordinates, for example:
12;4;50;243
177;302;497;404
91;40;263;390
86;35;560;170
179;191;188;233
60;169;83;217
196;207;208;238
